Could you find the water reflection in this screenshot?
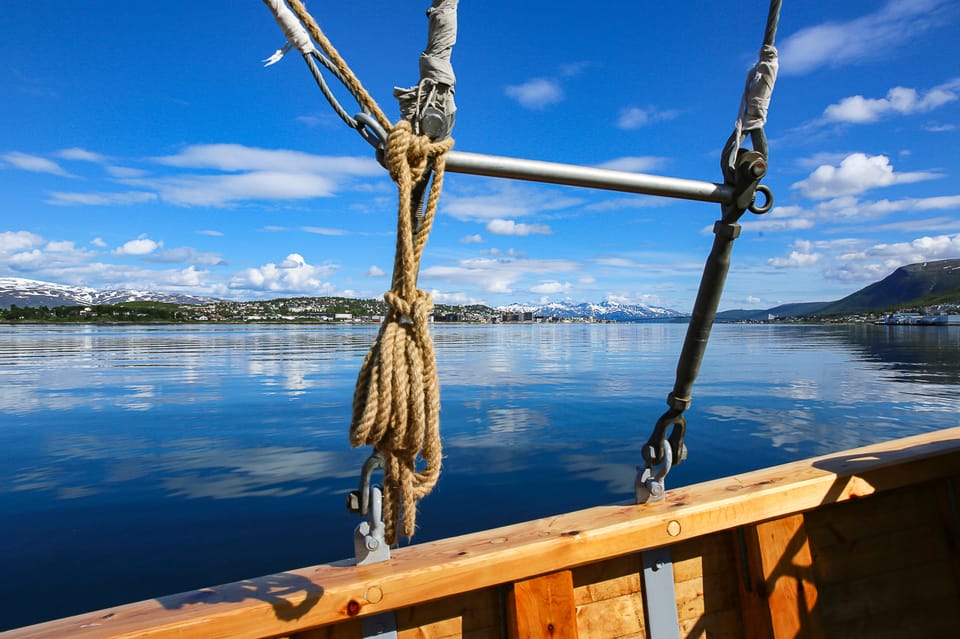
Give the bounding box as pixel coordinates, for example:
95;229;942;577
1;323;959;630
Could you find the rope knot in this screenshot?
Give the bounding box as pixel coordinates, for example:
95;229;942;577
386;120;454;183
383;289;434;326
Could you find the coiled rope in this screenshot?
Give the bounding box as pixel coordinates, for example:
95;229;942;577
278;0;454;543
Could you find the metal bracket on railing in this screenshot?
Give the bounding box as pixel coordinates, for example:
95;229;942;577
353;485;391;565
347;451;391;566
636;443;673;504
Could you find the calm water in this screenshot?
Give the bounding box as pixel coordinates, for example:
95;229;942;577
1;322;958;629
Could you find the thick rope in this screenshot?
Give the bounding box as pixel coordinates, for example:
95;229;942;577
267;0;454;544
283;0;392;131
350;121;453;544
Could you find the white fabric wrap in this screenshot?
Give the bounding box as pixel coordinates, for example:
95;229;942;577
738;44;778;132
262;0;316;65
420;0;458;87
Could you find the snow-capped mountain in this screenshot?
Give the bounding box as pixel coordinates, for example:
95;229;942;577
497;300;686;321
0;277;218;308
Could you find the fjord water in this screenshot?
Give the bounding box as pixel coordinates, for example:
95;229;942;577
1;322;958;629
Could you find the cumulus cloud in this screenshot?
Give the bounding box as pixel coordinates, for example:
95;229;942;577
823;79;960;124
90;237;108;248
505;78;564;110
230;253;338;295
460;234;483;244
486;219;552;236
827;233;960;281
0;230;44;253
114;236;162;256
2;152;74;177
779;0;953;75
616;107;680;130
768;240;821;268
366;265;386;278
792;153;940;199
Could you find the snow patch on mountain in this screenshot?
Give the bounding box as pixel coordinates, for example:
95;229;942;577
496;300;685;321
0;277;218;307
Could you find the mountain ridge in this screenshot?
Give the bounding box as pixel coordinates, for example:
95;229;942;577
717;258;960;321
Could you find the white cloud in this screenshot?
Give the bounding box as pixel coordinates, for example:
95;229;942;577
594;156;668;173
823;80;960;124
616;107;680;130
2;152;74;177
768;240;821;268
827;233;960;281
746;296;761;304
486;219;552;236
366;265;386;278
743;205;816;233
114;236;162;256
444;183;582;222
57;148;107;163
0;230;44;253
530;280;571;294
504;78;563;110
779;0;953;75
792;153;940;199
460;234;483;244
106;166;148;178
70;144;387;208
229;253;338;295
302;226;349;236
46;191;158;206
124;172;339;207
143;247;225;266
423;257;579;294
152;144;379;175
196;229;223;237
90;237;108;248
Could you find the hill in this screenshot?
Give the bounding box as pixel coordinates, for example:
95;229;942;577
717;259;960;321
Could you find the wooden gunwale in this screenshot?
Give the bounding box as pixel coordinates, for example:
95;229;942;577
5;426;960;639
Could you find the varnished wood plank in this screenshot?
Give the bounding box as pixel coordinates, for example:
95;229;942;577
671;534;737;583
818;559;960;625
571;555;642;606
574;591;644;638
507;571;578;639
752;514;823;639
396;588;500;639
824;592;960;639
675;573;739;622
804;483;932;549
677;608;741;639
6;427;960;639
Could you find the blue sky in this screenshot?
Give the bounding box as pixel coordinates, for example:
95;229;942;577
2;0;959;312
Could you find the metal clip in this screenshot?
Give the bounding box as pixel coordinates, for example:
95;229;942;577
354;112;388;167
354;485;391;565
636;443;673;504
